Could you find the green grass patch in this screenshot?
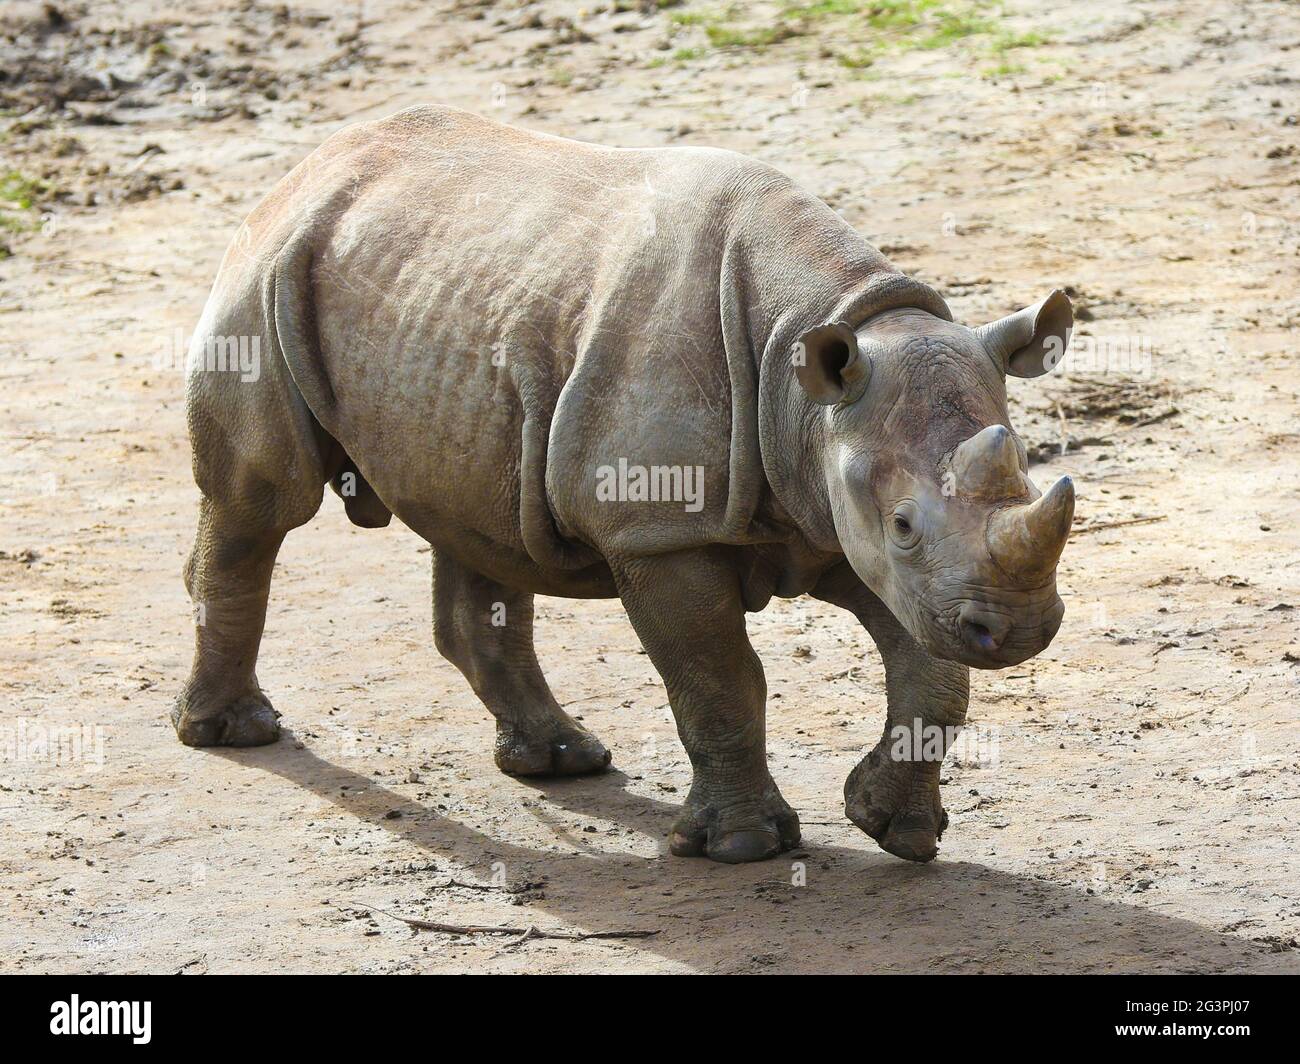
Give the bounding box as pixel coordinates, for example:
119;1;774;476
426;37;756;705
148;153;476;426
982;60;1025;78
0;170;50;210
918;10;994;48
859;91;920;111
781;0;877;17
0;169;50;243
703;22;800;49
666;4;801;54
989;29;1051;52
664;0;1037;66
0;213;34;236
782;0;950;30
836;47;876;69
668;9;716;26
546;64;574;87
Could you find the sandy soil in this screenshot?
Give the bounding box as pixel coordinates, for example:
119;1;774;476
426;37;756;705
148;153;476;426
1;0;1297;974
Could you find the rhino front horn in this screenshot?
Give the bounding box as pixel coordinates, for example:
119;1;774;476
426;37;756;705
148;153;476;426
986;476;1075;578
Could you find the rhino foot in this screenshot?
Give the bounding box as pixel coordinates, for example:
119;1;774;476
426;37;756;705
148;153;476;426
844;740;948;863
668;775;800;864
171;687;282;748
494;719;611;777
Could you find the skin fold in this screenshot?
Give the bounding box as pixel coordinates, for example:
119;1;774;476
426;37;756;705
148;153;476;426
174;105;1075;865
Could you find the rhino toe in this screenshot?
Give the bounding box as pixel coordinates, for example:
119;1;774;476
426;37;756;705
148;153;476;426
494;722;611;777
172;691;281;748
877;814;941;863
706;828;785;864
668;778;800;863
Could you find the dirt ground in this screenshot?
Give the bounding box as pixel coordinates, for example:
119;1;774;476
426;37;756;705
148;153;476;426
1;0;1297;974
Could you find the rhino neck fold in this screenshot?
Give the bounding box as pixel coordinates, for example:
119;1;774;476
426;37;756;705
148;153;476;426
724;178;950;554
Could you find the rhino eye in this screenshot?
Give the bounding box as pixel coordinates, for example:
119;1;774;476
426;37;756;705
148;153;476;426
888;504;922;549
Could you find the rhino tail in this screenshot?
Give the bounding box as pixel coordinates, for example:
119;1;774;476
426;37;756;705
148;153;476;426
264;209;391;530
264;224;338;426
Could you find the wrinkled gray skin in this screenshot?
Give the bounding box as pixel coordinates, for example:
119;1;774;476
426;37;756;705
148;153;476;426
174;106;1075;865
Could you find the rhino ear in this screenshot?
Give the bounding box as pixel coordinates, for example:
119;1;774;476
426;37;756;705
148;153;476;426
977;289;1073;378
793;322;871;406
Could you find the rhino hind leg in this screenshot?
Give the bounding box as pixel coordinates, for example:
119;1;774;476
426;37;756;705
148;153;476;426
432;550;611;777
611;549;800;864
173;501;285;747
173;288;327;747
173;476;323;748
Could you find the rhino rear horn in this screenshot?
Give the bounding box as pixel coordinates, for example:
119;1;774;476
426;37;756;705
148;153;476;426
949;424;1023;498
793;322;871;406
977;290;1073;378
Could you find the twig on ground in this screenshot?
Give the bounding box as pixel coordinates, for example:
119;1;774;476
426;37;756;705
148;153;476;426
430;878;514;893
1073;515;1167;535
356;904;659;943
1129;407;1179;429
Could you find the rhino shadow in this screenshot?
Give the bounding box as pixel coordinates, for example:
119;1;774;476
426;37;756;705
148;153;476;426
215;736;1295;975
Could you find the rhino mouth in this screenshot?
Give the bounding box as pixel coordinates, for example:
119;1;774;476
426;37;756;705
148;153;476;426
925;594;1065;670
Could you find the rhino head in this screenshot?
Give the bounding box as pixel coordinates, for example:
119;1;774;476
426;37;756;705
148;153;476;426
795;290;1074;669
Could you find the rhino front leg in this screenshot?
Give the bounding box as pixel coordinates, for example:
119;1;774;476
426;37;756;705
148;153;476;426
432;550;611;777
612;549;799;864
813;563;969;863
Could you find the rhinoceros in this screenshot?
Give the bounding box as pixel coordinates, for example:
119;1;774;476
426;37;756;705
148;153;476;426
174;105;1075;864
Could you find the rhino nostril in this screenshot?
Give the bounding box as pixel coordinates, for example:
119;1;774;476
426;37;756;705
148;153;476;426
958;607;1011;652
962;620;999;652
